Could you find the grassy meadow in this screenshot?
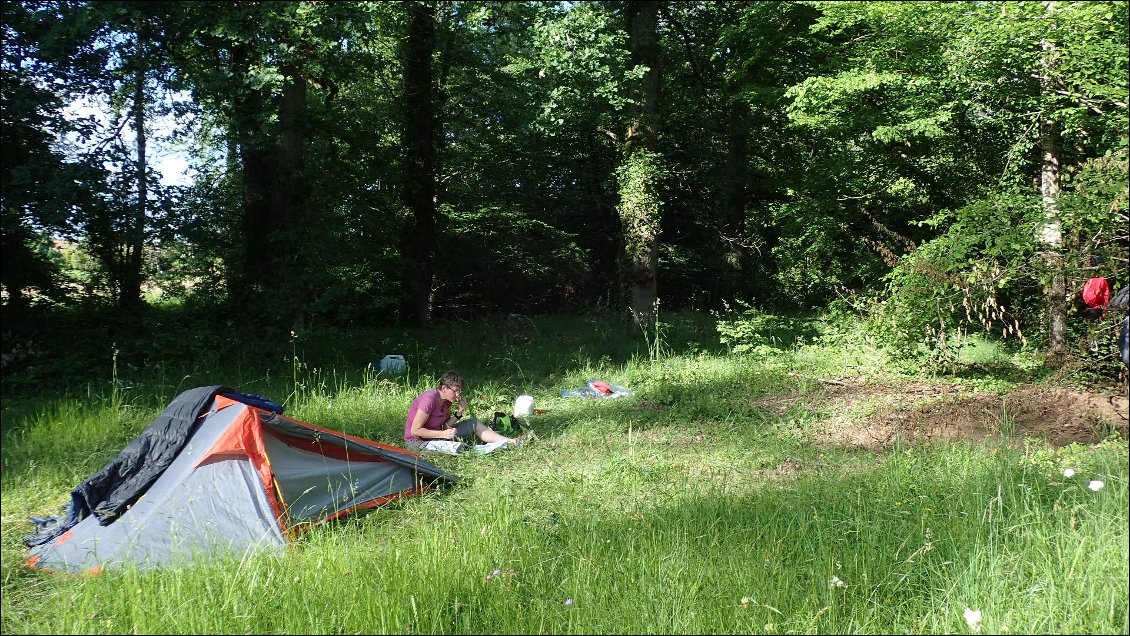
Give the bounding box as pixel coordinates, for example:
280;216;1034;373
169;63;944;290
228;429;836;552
1;310;1127;634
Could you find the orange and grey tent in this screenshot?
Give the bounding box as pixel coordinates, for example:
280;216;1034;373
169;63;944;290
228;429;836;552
24;386;457;573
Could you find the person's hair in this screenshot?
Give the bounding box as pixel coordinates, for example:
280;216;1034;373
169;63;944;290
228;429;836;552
438;371;464;390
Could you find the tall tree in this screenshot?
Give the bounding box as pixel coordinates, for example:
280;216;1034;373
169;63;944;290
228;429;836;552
1037;26;1067;364
517;1;630;311
619;0;665;326
656;1;824;308
167;1;360;324
399;0;439;325
230;34;276;302
930;0;1126;363
1;1;113;313
786;1;1127;360
66;2;179;308
119;9;154;308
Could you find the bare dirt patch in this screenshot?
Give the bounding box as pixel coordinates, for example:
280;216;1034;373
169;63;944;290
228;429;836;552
757;377;1129;451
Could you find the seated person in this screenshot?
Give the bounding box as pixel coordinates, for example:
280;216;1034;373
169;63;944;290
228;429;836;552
404;371;522;452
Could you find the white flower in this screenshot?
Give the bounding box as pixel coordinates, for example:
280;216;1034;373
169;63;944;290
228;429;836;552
964;607;983;632
1062;468;1075;478
1088;480;1105;491
829;575;847;589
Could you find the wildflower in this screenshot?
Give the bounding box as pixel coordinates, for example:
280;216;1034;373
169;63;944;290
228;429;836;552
564;598;574;607
1063;468;1075;478
829;575;847;589
1088;480;1105;491
741;596;751;607
484;568;502;582
963;607;982;633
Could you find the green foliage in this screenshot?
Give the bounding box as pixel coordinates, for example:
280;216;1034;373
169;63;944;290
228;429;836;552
715;302;822;358
1;1;113;309
779;1;1126;371
939;1;1128;185
2;1;1127;351
865;192;1043;366
1060;147;1129;280
529;2;630;131
0;219;64;304
787;70;911;134
616;149;665;260
1059;147;1129;380
859;142;1127;372
769;202;889;307
778;4;979;309
437;204;589;316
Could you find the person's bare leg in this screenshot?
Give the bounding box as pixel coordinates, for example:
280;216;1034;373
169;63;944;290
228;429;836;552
475;422;514;444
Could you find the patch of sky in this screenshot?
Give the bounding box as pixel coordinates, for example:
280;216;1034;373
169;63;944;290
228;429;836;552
61;90;197;187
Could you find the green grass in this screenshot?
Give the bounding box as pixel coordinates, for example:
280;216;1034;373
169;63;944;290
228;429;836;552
2;310;1127;634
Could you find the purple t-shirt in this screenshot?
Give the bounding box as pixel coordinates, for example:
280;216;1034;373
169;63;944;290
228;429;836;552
404;388;452;441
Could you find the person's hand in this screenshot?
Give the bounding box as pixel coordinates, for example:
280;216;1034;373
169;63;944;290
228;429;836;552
441;427;458;440
457;398;469;416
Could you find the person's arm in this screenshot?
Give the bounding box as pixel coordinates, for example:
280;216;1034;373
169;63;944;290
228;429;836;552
410;406;457;440
445;397;470;427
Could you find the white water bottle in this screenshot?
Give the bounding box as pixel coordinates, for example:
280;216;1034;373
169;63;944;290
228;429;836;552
513;395;534;417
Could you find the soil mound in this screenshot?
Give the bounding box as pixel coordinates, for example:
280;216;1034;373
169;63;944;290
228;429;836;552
763;378;1129;450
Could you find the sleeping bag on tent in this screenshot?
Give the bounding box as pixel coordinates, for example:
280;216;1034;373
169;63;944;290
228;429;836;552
24;387;458;573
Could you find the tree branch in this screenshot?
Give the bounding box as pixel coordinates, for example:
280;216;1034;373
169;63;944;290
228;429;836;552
659;5;707;101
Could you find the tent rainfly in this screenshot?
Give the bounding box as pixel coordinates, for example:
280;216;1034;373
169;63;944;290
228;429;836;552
24;386;458;574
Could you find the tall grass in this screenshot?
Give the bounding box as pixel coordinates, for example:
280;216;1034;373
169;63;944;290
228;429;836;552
2;311;1126;634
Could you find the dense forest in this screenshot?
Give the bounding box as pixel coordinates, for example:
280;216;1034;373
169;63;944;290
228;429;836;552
2;1;1127;367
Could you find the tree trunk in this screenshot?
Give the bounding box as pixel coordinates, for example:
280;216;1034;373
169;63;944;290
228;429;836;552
1038;32;1067;366
231;43;274;300
721;102;751;301
399;1;438;325
273;64;309;311
120;27;147;308
619;0;664;327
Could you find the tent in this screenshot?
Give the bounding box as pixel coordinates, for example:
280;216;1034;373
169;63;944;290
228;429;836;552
24;386;458;574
